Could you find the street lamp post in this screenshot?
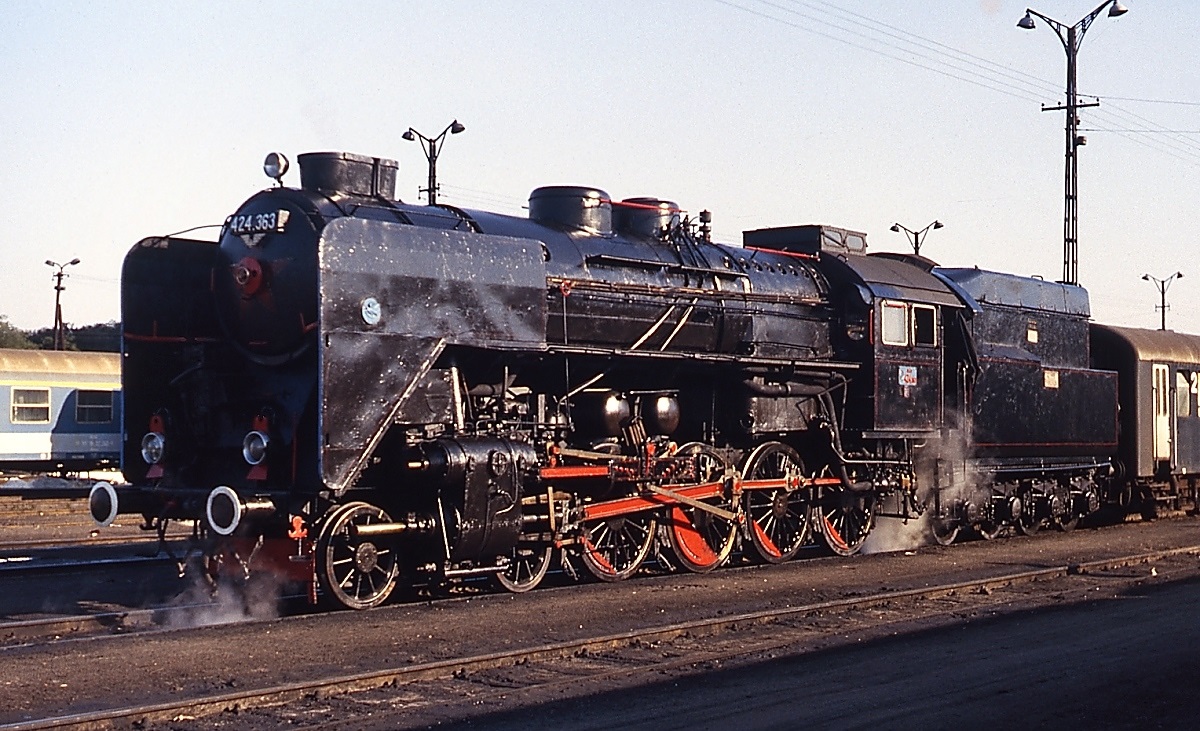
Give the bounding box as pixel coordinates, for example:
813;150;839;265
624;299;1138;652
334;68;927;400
1142;271;1183;331
890;221;944;258
45;258;80;350
1018;1;1128;287
402;120;466;205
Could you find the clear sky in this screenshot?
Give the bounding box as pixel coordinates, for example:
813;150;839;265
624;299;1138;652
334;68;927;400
2;1;1196;333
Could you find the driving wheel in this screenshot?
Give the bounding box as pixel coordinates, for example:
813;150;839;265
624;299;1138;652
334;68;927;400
742;442;812;563
818;488;876;556
662;443;738;573
580;512;657;582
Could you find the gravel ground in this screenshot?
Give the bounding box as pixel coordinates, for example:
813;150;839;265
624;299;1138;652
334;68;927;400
1;517;1198;726
416;572;1200;731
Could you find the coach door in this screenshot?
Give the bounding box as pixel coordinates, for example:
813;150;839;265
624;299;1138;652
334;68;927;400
1153;363;1172;463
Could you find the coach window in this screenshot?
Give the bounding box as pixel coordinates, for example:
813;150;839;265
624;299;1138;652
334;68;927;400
12;388;50;424
912;305;937;347
1179;371;1194;418
76;390;114;424
880;301;909;346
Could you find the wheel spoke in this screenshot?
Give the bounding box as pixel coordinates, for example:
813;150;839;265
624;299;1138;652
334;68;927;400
741;442;811;564
819;492;874;557
581;512;657;582
317;502;399;610
661;443;737;573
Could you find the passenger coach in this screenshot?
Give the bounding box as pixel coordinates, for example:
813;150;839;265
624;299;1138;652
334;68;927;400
0;349;121;473
1090;324;1200;512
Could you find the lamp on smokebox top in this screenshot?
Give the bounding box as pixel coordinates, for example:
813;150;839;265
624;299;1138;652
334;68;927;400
402;120;466;206
263;152;290;186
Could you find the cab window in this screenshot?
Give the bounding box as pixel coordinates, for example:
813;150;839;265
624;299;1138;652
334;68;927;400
912;305;937;347
880;301;908;346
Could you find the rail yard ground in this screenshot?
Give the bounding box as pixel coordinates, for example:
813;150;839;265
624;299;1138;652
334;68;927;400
0;475;152;544
1;510;1199;729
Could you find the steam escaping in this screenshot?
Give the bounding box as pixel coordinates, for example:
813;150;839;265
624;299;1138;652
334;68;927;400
859;418;987;555
162;570;285;630
860;511;933;554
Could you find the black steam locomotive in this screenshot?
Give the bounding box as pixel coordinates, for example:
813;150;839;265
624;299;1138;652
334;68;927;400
90;150;1200;609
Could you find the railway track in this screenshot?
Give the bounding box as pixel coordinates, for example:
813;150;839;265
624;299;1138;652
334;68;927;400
0;551;172;576
0;534;178;552
1;607;166;647
0;485;193;554
8;542;1197;731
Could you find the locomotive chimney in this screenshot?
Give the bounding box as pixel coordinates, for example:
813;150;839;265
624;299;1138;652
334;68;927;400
297;152;398;199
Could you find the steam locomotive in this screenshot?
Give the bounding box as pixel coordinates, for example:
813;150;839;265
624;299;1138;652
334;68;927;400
89;150;1200;609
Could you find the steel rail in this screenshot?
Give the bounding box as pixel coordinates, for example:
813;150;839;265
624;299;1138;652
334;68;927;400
0;608;163;646
0;535;187;552
0;554;171;575
8;543;1199;731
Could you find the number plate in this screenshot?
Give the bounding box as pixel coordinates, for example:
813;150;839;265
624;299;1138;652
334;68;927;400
227;209;290;236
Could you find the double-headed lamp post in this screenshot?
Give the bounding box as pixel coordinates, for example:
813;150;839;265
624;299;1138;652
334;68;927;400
45;258;80;350
1142;271;1183;331
402;120;466;205
1018;1;1129;287
890;221;943;258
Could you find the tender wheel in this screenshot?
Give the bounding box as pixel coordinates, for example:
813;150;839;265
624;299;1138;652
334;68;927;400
1056;515;1080;532
580;513;657;582
931;517;961;546
317;502;399;610
1017;491;1043;536
494;545;554;593
818;488;875;556
742;442;812;564
974;521;1004;540
661;443;737;573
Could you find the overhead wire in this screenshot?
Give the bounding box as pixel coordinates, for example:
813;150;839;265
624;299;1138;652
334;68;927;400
802;0;1064;99
436;184;528;212
1102;96;1200;106
404;2;1197;225
716;0;1200;168
818;0;1200;164
713;0;1049;104
1090;100;1200;162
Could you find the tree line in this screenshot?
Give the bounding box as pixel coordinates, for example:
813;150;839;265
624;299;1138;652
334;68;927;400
0;316;120;352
